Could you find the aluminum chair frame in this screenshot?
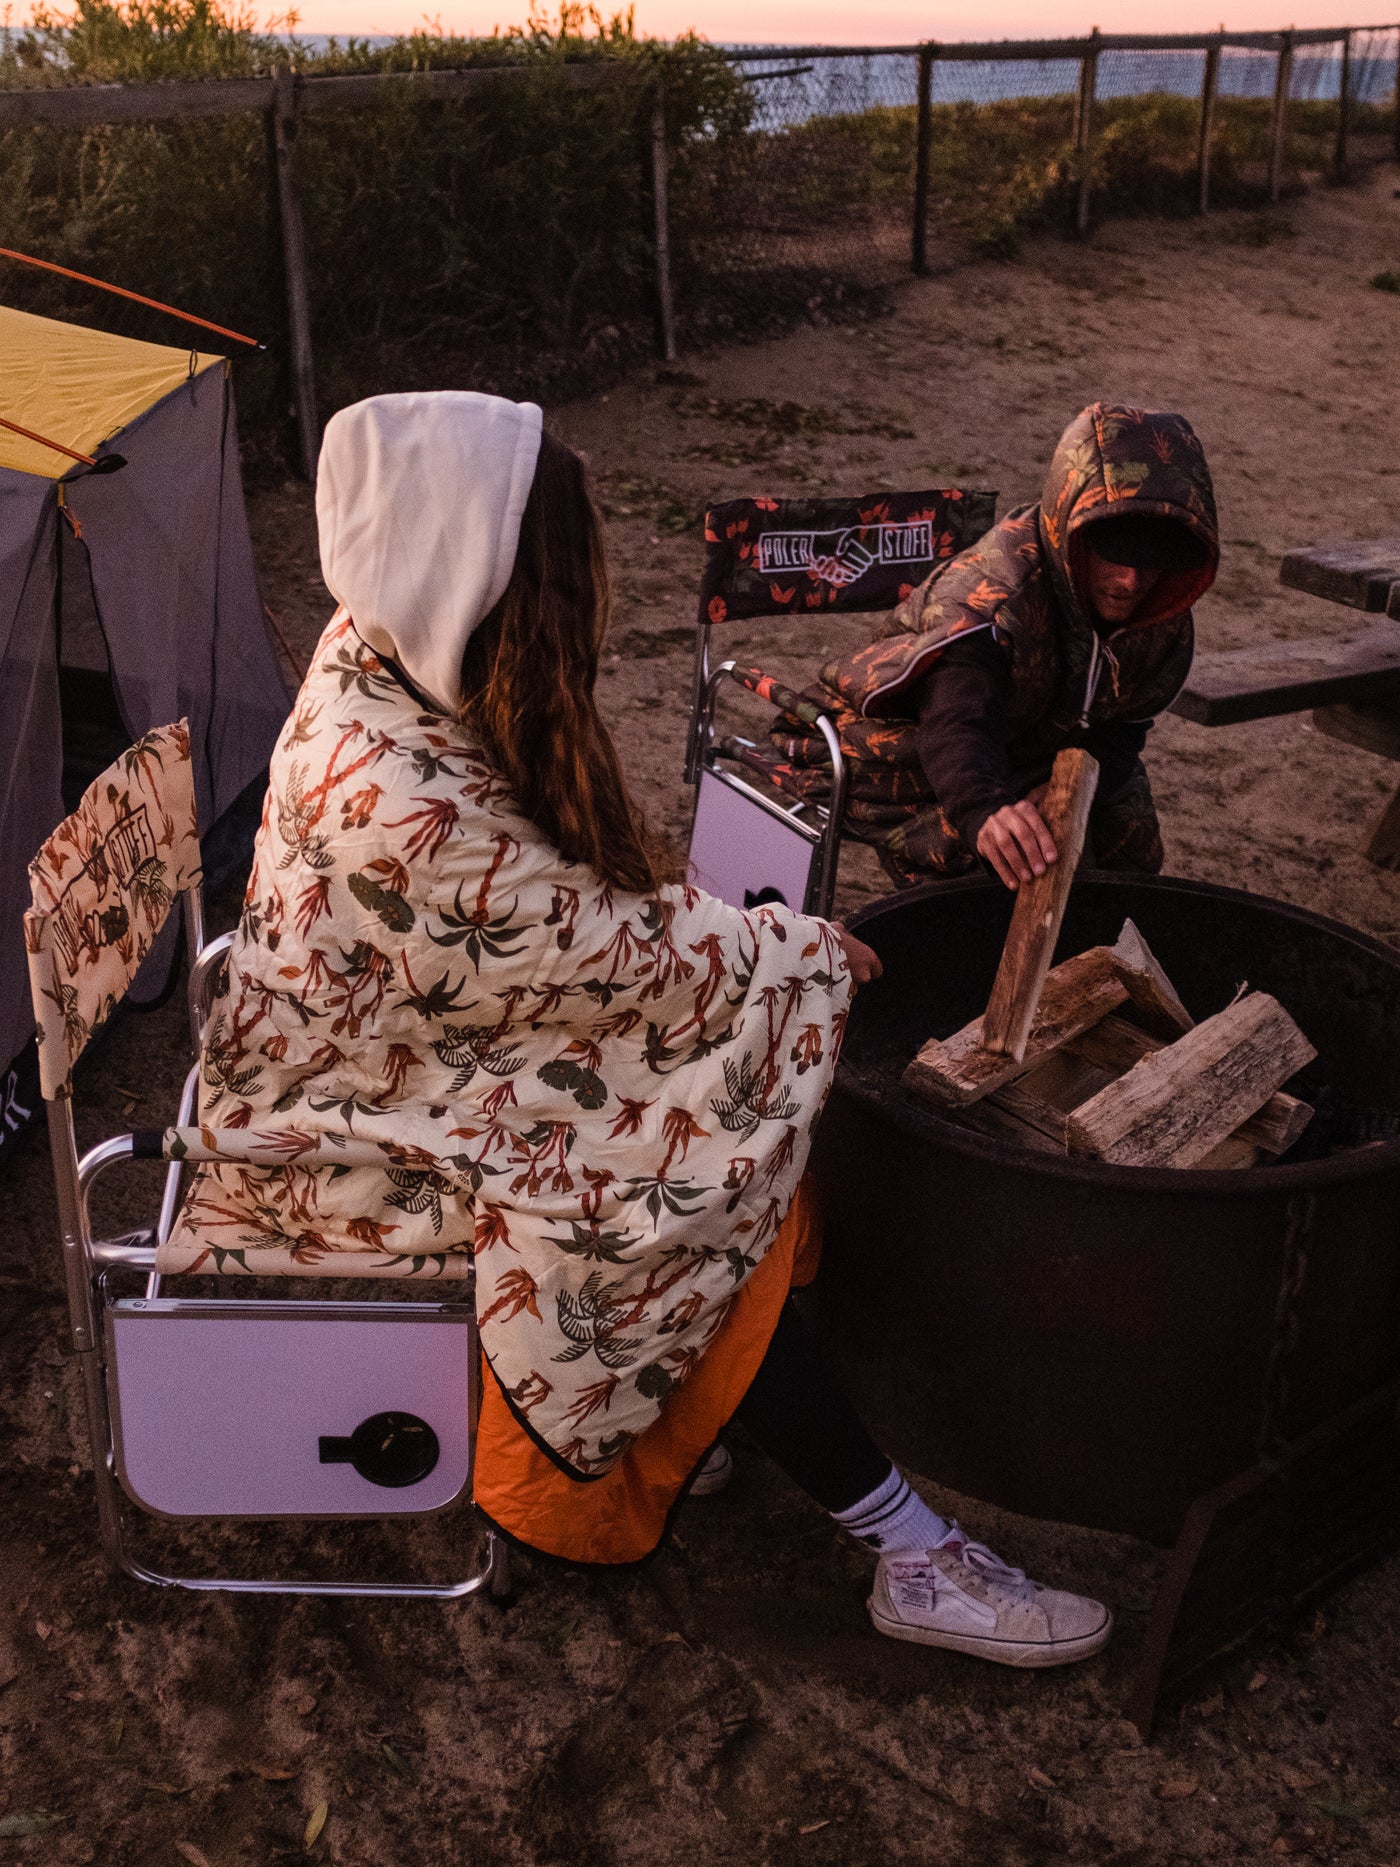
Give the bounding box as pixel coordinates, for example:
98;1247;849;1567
683;487;1000;920
689;658;848;919
38;811;509;1602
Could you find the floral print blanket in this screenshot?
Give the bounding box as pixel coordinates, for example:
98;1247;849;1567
161;615;851;1476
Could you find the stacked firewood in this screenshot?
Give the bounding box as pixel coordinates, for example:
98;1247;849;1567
902;750;1316;1170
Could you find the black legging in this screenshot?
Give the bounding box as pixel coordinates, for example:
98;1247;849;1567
731;1299;891;1514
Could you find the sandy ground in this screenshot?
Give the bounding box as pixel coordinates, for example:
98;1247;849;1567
4;168;1400;1866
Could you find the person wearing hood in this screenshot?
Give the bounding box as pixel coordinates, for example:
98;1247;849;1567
771;403;1219;888
166;391;1112;1669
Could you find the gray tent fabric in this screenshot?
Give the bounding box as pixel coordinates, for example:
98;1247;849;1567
1;361;289;1128
0;471;62;1130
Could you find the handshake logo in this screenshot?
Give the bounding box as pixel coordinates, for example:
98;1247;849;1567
756;519;935;588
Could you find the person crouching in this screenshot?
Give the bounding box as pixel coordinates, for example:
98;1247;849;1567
772;402;1219;889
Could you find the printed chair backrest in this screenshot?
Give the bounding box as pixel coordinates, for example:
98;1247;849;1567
698;488;998;625
25;721;202;1099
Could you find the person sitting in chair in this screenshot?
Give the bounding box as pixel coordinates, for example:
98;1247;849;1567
170;390;1111;1669
771;402;1219;889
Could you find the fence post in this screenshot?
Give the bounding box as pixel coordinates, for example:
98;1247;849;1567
650;83;677;365
1074;27;1100;238
1268;29;1293;206
1197;37;1221;213
912;42;934;276
1333;30;1352;177
270;64;319;484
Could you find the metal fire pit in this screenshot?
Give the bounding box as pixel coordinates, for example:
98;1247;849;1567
804;873;1400;1727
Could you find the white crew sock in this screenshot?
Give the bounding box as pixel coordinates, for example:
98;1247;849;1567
832;1464;953;1554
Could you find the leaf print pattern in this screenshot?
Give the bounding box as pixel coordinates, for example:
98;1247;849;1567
26;721;202;1099
158;612;850;1475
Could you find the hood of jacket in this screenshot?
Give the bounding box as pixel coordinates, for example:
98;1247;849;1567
1040;402;1219;633
316;390;543;713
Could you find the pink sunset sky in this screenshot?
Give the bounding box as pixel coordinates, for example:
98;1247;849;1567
273;0;1388;37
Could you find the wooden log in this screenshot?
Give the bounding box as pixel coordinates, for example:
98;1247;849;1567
980;747;1100;1061
1065;994;1317;1169
911;44;934;276
650;87;677;365
952;1098;1066;1155
988;1053;1112;1146
1064;1013;1313;1156
1196;39;1221;214
1111;918;1192;1037
271;66;319;485
1195;1135;1265;1171
1267;33;1293;207
904;946;1126;1110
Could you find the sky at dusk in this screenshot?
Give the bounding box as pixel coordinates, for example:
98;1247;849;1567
271;0;1381;41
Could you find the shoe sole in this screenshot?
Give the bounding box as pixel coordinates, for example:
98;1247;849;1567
867;1598;1112;1669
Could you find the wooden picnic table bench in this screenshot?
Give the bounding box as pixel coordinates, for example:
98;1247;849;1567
1170;540;1400;866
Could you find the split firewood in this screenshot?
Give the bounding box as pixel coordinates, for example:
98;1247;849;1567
1064;993;1317;1169
903;945;1126;1109
1110;918;1192;1038
981;748;1100;1062
1066;1013;1313;1157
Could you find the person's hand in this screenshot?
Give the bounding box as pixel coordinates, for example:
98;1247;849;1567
976;799;1058;891
837;924;883;987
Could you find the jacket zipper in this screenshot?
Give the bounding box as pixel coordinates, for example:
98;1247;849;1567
1079;634;1102;728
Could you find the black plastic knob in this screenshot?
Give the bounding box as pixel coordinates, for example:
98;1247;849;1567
318;1411;440;1488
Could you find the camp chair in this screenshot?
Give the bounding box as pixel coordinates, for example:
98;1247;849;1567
685;489;998;916
26;720;506;1599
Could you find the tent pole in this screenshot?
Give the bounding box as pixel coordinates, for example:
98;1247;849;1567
270;66;320;484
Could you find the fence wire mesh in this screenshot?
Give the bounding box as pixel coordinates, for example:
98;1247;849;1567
682;26;1399;301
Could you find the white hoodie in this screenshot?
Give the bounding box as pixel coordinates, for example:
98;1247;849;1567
315;390;543;713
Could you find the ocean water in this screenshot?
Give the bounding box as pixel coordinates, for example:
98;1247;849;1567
724;41;1399;123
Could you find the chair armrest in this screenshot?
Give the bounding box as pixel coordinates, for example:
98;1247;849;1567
722;664;831;726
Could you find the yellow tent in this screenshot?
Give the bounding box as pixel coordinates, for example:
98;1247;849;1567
0;304;222;478
1;305;288;1144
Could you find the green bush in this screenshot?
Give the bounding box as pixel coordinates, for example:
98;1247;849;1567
0;0;748;437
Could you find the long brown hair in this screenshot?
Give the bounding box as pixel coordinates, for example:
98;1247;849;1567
459;431;681;894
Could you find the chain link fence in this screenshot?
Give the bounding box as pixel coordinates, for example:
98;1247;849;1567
2;16;1396;467
681;26;1400;307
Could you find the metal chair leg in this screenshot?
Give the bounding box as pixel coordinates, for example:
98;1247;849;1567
488;1533;515;1605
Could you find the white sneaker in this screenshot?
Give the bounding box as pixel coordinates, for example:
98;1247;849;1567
868;1525;1111;1669
688;1442;733;1497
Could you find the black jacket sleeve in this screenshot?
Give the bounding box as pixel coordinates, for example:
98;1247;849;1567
913;633;1156;850
912;632;1018;851
1081;717;1151;800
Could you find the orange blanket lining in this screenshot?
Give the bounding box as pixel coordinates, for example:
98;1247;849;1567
472;1177;823;1564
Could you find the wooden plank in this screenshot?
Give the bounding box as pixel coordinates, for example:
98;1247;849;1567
1313;699;1400;761
1364;783;1400;871
1279;539;1400;613
0;59;630;131
1065;994;1317;1169
1112;918;1192;1037
1066;1014;1312;1156
981;747;1100;1060
903;946;1126;1110
1171;630;1400;727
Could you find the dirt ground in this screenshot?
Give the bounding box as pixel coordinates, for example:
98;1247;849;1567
5;168;1400;1866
